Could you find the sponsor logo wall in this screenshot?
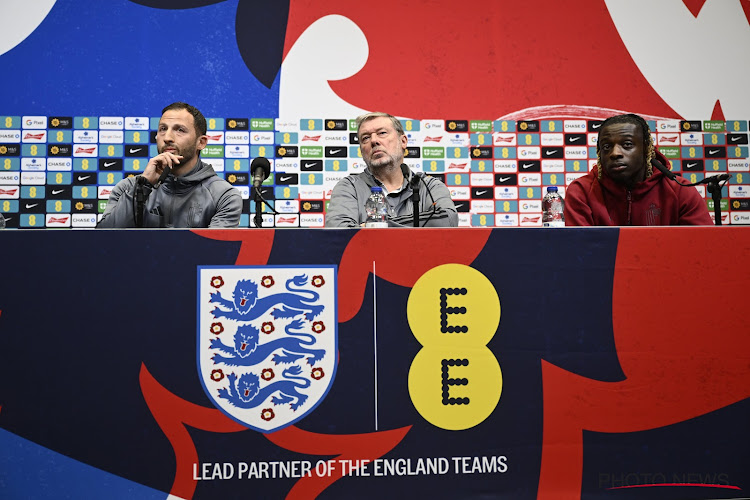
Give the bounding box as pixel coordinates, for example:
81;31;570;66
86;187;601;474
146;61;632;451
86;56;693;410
1;115;748;227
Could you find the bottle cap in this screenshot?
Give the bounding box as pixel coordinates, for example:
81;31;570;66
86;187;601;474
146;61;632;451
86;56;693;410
370;186;383;193
546;186;558;193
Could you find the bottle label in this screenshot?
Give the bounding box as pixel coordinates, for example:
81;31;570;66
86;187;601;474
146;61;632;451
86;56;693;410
364;221;389;228
543;220;565;228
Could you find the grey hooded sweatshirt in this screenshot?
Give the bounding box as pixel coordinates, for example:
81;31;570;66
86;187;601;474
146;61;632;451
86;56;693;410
98;160;242;228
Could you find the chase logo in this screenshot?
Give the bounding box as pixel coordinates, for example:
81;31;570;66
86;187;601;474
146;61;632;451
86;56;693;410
197;266;338;431
225;132;250;144
0;131;21;142
99;117;124;129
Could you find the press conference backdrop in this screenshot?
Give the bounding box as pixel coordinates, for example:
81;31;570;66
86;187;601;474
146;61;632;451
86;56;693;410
0;115;748;228
3;0;750;228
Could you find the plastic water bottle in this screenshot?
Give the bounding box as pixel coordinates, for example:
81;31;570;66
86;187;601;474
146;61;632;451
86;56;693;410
542;186;565;227
364;186;389;228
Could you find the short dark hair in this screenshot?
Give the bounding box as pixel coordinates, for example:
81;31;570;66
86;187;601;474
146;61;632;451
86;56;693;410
161;102;207;136
596;113;651;154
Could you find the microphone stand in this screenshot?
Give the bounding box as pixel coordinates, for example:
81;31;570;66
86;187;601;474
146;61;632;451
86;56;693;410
411;175;420;227
134;177;146;228
651;158;730;226
253;184;263;228
706;177;724;226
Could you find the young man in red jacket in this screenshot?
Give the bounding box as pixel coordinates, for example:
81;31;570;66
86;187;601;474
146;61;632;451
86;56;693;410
564;113;712;226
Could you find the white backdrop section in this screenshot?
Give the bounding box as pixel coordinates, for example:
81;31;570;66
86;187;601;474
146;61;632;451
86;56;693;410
279;15;369;120
605;0;750;118
0;1;57;57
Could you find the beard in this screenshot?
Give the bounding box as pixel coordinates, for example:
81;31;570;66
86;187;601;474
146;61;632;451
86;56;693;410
366;150;399;169
159;142;198;165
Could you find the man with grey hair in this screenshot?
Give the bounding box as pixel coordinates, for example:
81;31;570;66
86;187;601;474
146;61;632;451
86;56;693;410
325;112;457;227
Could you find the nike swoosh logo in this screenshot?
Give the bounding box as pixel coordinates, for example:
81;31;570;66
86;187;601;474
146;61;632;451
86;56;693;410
279;176;292;182
475;190;488;196
708;149;720;155
521;163;534;169
52;189;64;195
303;162;317;168
568;137;581;142
498;177;511;182
104;161;116;167
687;162;698;168
78;175;91;181
129;148;143;154
730;136;743;142
591;123;602;130
328;149;341;154
25;203;38;208
545;150;558;156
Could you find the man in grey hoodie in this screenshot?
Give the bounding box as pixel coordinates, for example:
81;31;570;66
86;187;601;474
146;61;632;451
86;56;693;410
98;102;242;228
325;112;457;228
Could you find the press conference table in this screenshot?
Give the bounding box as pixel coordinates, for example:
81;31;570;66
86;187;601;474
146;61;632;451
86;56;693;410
0;227;748;500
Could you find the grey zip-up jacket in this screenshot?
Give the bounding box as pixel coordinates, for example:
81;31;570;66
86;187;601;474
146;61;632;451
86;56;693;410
97;160;242;228
325;166;458;227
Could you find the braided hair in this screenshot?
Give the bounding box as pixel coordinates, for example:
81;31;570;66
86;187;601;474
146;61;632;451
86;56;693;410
596;113;654;180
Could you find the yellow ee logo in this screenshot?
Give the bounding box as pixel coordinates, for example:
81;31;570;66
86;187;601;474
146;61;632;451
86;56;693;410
407;264;502;430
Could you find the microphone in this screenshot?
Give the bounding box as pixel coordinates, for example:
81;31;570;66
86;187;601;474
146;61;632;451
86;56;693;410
401;163;422;188
251;157;271;188
653;158;731;185
400;163;411;181
705;173;731;182
651;158;677;181
156;165;171;186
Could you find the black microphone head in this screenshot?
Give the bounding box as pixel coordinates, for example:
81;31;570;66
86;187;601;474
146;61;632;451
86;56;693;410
400;163;411;179
651;158;676;180
251;157;271;180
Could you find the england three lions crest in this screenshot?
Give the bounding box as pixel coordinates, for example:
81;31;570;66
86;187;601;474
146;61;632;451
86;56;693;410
197;266;337;433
